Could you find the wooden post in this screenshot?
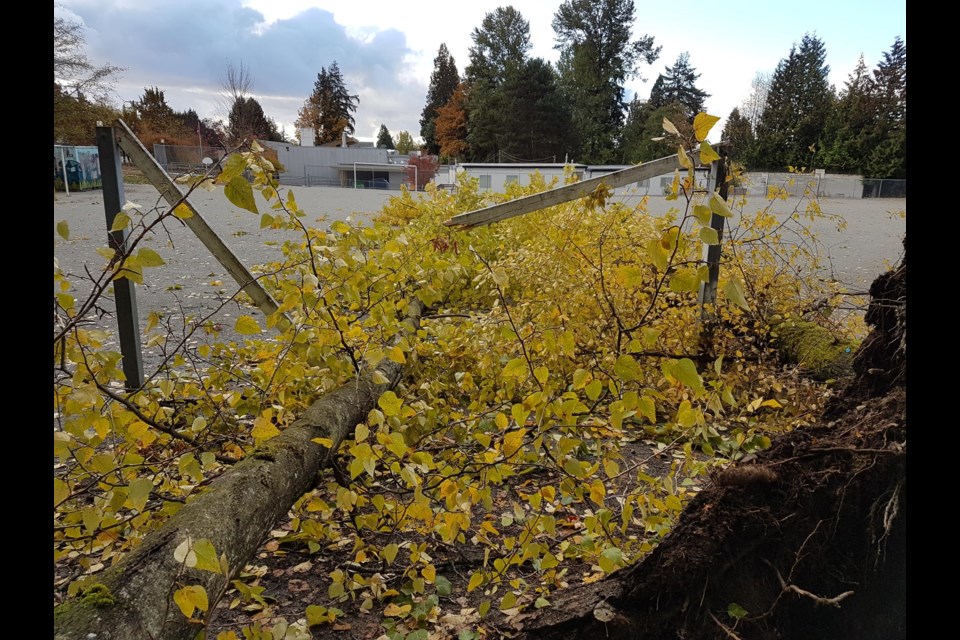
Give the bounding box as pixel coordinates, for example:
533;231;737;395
444;153;689;229
112;119;284;322
96;125;145;390
699;152;729;308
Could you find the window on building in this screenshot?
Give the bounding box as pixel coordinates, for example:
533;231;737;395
479;175;491;190
505;174;519;185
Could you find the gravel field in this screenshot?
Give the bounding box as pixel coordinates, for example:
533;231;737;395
53;181;905;376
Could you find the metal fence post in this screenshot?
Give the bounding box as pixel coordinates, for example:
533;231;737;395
96;125;145;390
699;152;728;309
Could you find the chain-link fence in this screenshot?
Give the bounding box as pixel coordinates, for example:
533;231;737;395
153;145;227;175
734;172;905;199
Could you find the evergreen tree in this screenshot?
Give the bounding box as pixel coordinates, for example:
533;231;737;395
464;6;534;161
420;44;460;155
295;61;359;146
376;124;395;149
721;107;755;165
500;58;573;161
865;37;906;179
819;56;876;173
227;96;272;145
648;52;710;117
753;33;834;170
552;0;660;163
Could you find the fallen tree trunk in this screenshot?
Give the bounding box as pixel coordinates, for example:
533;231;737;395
519;243;906;639
54;301;423;640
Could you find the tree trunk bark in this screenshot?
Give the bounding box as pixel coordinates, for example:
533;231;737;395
54;301;423;640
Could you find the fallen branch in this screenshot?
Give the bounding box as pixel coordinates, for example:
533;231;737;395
54;300;423;640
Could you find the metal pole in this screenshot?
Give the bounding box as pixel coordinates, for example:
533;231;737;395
96;125;144;390
699;153;728;308
353;162;357;189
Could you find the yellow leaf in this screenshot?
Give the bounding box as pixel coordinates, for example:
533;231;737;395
173;204;194;219
173;585;208;619
662;117;680;136
251;416;280;440
723;278;751;311
422;564;436;583
467;571;484;592
56;221;70;240
137;248;165;267
382;543;398;564
387;346;406;363
371;370;390;385
693;113;721;142
127;477;152;512
502;358;528;379
110;212;131;232
678;146;693;170
378;391;402;416
709;192;734;218
699;227;719;246
495;412;508;430
502;429;526;458
698;140;720;163
234;315;261;335
54;478;70;506
383;603;411;617
192;538;222;574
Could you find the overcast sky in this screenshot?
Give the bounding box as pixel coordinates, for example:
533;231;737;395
55;0;906;144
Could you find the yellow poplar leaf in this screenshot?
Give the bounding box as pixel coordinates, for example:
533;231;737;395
572;369;590;389
699;227;720;245
709;191;734;218
511;404;530;427
673;359;705;395
669;269;700;293
698;140;721;163
382;543;399;564
646;238;668;271
638;396;656;424
500;592;517;610
371;370;390;385
383;603;411;617
760;399;783;409
251;416;280;440
585;379;603;401
378;391;402;416
110;212;131;232
693;204;712;225
678;145;693;170
502;358;528;379
503;429;526;458
54;478;69;506
467;571;484;592
693;113;721;142
614;354;643;382
173;204;194;219
127;477;152;512
192;539;222;574
355;423;369;442
260;213;274;228
662;117;680;136
57;221;70;240
534;366;549;384
724;278;751;311
422;564;436;583
173;585;208;619
234;315;261;335
137;248;165;267
387;346;406;364
224;176;258;214
495;412;508;430
95;246;116;261
589;479;606;507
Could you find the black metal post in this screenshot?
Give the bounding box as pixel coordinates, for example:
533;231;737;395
700;153;728;307
96;125;144;390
